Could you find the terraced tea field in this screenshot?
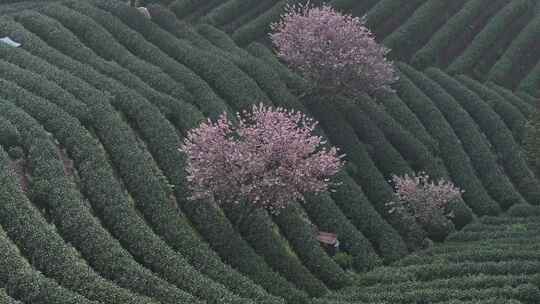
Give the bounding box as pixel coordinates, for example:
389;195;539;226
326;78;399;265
0;0;539;303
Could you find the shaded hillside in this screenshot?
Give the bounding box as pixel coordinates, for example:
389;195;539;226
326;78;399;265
163;0;540;96
0;1;538;303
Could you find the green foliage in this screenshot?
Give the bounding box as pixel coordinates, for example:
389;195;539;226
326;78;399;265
487;11;540;88
338;96;412;178
487;82;535;118
231;0;289;46
458;75;528;145
223;204;329;296
396;64;500;216
272;203;353;289
508;204;540;217
384;0;467;62
426;68;528;209
519;60;540;97
333;252;354;270
0;289;20;304
0;147;99;304
200;0;262;26
0;82;206;303
356;95;448;180
0;117;19;148
246;42;311;96
0;19;285;304
94;0;271;111
375;90;439;155
0;100;162;304
306;95;425;252
450;74;540;205
299;191;382;271
364;0;426;38
447;0;533;75
30;2;222;121
169;0;205;19
411;0;496;69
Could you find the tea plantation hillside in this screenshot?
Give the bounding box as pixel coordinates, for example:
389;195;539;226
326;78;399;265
164;0;540;97
0;0;539;303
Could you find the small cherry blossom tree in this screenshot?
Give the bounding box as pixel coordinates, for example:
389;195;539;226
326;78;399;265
180;104;344;230
387;172;463;239
270;3;398;96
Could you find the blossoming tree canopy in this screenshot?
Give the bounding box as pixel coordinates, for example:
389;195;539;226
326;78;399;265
270;3;398;95
387;172;464;225
180;104;345;217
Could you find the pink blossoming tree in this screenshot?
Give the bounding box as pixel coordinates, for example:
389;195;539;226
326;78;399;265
180;104;344;230
387;172;463;240
270;3;398;96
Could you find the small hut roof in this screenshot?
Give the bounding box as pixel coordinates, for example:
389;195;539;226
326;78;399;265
316;232;338;245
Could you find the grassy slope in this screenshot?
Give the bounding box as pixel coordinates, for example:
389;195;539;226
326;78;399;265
0;1;539;303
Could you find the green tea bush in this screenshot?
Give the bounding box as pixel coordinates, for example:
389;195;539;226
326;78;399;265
0;146;101;304
364;0;426;38
411;0;495;69
333;252;353;270
195;24;306;111
0;118;19;148
516;91;537;106
200;0;263;26
0;17;292;298
338;96;411;178
487;82;534;118
299;192;382;271
0;73;266;303
508;204;540;217
231;0;289;46
397;64;500;216
272;203;353;289
17;13;304;302
384;0;467;61
375;90;439;155
0;81;207;303
447;0;532;74
66;1;230;119
42;3;192;103
306;95;424;252
15;9;204;128
0;101;160;304
356;95;449;180
184;25;391;271
222;0;278;34
519;60;540;97
246;42;310;96
426;68;529;208
343;284;538;303
451;75;540;204
93;0;271;111
0;289;20;304
487;12;540;88
359;274;533;295
169;0;208;19
359;260;540;285
332;171;432;262
458;75;528;145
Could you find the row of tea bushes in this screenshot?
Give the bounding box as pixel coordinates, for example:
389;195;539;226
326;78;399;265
395;64;500;216
411;0;507;69
424;68;527;209
447;0;533;75
383;0;467;62
0;99;161;304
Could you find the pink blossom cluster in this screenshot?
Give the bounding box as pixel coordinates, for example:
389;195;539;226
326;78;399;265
270;3;398;95
180;104;345;213
387;172;464;225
